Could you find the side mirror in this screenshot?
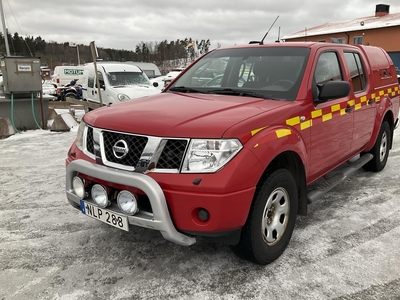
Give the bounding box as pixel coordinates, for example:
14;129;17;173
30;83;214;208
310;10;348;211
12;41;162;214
317;81;350;102
153;82;159;87
95;83;106;90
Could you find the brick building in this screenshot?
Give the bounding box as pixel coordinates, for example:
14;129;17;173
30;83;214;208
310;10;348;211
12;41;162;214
282;4;400;69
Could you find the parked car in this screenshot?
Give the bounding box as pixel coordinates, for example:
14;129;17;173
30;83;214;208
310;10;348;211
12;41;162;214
163;68;185;87
150;75;165;91
42;80;58;97
52;66;86;87
81;62;160;105
202;74;246;87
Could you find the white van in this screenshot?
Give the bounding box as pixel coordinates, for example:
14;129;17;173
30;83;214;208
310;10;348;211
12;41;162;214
52;65;86;87
82;62;160;105
126;62;161;78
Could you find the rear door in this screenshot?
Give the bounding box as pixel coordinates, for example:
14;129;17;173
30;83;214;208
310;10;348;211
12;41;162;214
343;51;376;152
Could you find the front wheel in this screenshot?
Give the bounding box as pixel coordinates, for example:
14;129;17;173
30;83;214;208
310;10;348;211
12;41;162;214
231;169;298;265
363;121;391;172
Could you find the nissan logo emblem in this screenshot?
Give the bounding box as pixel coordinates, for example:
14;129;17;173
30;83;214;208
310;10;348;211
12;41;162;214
112;140;129;159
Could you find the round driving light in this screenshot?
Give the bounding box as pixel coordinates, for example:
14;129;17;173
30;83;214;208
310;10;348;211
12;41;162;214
91;184;109;208
72;176;86;199
117;191;138;215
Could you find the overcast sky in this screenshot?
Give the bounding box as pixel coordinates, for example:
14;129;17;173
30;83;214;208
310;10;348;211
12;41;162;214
2;0;400;52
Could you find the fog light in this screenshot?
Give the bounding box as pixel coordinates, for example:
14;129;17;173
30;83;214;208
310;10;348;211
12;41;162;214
117;191;138;215
91;184;109;208
198;208;209;222
72;176;86;199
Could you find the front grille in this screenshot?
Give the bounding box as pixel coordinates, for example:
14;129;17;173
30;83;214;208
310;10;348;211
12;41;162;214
85;127;189;171
103;131;148;166
157;139;188;169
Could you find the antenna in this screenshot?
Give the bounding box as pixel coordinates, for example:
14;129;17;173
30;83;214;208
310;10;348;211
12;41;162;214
260;15;280;45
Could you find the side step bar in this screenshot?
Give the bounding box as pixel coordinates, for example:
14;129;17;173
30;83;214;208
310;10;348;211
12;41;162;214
307;153;373;204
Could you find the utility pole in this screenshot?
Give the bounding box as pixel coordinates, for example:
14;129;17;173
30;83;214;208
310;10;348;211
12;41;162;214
69;42;80;65
0;0;10;56
90;41;103;106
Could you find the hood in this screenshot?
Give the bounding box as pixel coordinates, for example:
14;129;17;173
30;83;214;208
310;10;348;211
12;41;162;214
84;92;290;138
113;84;160;99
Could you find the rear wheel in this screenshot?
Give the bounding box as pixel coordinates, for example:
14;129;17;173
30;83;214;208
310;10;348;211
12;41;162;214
64;92;78;100
363;121;391;172
231;169;298;265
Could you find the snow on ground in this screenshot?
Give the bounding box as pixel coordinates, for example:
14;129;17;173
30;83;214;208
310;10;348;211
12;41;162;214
0;126;399;299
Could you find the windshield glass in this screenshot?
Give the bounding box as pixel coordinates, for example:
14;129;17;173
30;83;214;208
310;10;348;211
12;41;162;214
168;46;310;100
106;71;151;86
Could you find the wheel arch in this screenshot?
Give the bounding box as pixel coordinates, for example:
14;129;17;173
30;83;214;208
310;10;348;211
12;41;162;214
257;151;308;216
383;110;395;150
365;109;395;152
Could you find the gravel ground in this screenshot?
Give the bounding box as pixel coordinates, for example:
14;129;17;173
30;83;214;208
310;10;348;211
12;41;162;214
0;128;399;300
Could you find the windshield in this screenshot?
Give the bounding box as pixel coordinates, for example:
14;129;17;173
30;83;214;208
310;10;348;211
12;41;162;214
106;71;151;86
168;46;310;100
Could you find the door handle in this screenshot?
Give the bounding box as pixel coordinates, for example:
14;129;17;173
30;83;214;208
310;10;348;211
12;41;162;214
92;90;94;95
368;99;375;105
345;105;353;113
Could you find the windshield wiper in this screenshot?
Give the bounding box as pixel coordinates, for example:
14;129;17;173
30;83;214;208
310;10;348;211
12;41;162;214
206;88;268;99
168;86;204;93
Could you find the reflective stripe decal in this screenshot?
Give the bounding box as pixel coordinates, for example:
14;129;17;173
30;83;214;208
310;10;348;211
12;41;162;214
286;116;300;126
300;120;312;130
251;85;400;139
251;126;267;136
276;129;292;138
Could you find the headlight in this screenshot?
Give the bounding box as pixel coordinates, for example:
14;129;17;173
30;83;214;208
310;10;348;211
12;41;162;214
182;139;242;173
117;93;130;101
75;121;86;151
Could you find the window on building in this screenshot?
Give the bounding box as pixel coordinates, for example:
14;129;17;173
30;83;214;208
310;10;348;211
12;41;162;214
330;38;346;44
344;52;367;92
318;39;326;42
354;36;363;45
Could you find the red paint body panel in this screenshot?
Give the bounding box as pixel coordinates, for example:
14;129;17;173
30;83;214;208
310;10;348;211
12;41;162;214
67;142;263;232
83;93;289;138
66;42;400;237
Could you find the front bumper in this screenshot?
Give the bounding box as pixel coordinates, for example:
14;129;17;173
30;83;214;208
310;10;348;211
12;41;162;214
66;159;196;246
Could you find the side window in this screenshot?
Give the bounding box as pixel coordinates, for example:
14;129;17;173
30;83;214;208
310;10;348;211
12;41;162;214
314;52;343;86
97;71;105;86
88;72;94;88
344;52;367;93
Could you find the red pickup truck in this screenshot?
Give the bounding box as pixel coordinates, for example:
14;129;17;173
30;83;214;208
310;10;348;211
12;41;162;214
66;42;399;265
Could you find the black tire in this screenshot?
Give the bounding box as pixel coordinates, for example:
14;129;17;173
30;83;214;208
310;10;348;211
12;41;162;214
231;168;298;265
363;121;391;172
65;92;78;99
